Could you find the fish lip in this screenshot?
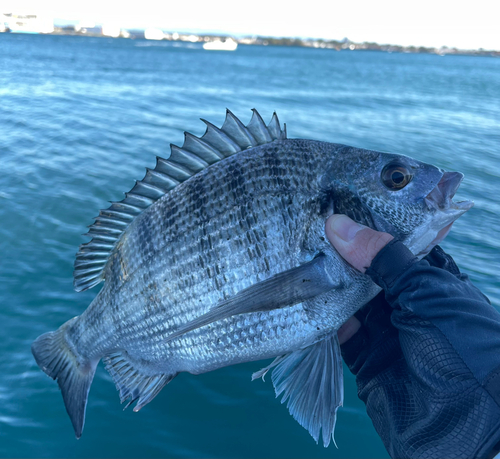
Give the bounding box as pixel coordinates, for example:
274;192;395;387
424;171;473;212
416;222;454;257
416;171;474;257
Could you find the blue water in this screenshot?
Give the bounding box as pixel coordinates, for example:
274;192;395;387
1;33;499;458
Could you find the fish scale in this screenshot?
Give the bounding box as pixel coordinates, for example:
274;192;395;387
32;109;473;447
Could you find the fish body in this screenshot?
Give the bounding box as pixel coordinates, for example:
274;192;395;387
71;139;373;370
32;110;473;446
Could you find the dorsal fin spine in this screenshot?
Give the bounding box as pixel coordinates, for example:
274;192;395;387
88;221;124;231
155;158;192;181
108;202;143;215
76;250;110;258
247;109;273;144
99;210;135;222
80;242;115;250
267;112;283;140
222;109;257;148
200;119;240;154
86;234;117;243
144;168;178;189
94;217;129;228
74;110;287;292
123;193;154;207
182;132;224;161
129;181;166;199
170;145;209;171
89;221;125;232
87;227;122;237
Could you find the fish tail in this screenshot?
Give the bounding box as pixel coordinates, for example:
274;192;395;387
31;317;97;439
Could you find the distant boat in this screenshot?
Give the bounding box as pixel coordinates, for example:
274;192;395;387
144;28;165;40
203;38;238;51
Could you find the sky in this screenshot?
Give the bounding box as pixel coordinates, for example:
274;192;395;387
5;0;500;50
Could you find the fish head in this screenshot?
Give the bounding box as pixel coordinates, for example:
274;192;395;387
324;146;474;257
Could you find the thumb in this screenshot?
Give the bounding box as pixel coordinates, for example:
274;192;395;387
325;214;394;273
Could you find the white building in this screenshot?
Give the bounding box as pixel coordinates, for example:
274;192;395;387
2;12;54;34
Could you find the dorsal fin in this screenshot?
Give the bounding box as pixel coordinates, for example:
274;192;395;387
74;109;287;292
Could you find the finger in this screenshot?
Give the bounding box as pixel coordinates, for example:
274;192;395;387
325;214;394;273
337;316;361;344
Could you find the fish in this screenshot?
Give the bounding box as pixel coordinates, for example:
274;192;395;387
31;109;473;447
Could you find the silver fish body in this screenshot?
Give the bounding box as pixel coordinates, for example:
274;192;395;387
32;110;473;447
72;139;372;368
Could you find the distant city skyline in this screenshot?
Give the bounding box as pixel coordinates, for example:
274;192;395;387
5;0;500;50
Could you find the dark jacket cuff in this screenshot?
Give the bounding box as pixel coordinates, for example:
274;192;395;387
365;239;417;290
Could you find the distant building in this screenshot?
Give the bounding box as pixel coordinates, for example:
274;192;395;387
2;12;54;34
75;21;95;32
74;22;102;35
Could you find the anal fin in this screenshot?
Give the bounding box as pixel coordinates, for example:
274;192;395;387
103;352;176;412
252;333;343;448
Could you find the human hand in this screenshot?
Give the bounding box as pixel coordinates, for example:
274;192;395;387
325;214;393;344
325;214;393;273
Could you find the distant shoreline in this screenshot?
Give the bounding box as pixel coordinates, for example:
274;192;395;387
6;27;500;57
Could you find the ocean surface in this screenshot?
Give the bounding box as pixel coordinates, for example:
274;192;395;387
1;33;499;458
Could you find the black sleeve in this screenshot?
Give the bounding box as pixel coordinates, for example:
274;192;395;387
342;242;500;459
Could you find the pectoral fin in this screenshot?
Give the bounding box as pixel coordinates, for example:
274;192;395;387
252;333;344;448
166;254;339;342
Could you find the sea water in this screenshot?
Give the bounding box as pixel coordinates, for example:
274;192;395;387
1;33;499;458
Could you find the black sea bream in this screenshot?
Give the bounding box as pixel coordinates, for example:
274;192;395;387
32;110;473;446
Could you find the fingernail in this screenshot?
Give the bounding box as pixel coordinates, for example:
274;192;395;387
329;215;365;242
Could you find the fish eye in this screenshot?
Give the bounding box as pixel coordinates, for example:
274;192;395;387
381;163;413;190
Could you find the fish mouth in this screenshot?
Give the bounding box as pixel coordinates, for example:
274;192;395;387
424;172;474;213
417;171;474;257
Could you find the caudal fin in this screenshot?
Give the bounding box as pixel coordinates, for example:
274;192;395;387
31;317;97;438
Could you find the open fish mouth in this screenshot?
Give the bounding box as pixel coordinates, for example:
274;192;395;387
424;171;474;212
417;171;474;256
